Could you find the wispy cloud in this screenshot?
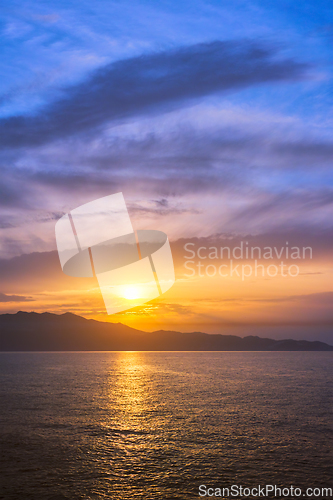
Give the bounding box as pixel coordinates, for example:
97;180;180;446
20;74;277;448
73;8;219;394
0;292;34;302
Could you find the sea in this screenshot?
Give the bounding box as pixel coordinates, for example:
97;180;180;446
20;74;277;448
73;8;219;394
0;352;332;500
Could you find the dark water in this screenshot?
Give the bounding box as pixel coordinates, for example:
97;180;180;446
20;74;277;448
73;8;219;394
0;352;332;500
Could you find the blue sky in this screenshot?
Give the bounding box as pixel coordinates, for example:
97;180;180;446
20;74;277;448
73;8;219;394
0;0;332;257
1;0;332;120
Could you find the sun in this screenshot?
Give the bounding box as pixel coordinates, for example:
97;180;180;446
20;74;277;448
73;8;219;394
122;286;141;300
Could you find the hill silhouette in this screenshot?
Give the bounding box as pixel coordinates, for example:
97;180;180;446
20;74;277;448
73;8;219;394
0;311;332;351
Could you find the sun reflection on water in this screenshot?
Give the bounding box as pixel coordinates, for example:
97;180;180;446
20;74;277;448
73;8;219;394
107;352;150;431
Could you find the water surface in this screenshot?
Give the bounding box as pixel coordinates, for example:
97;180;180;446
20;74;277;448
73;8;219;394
0;352;332;499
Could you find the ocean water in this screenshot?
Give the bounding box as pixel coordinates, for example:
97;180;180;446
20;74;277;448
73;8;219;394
0;352;332;500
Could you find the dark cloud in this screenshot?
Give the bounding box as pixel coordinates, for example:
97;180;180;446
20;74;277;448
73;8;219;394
0;40;310;148
0;228;331;292
82;129;333;176
0;221;15;229
272;140;333;166
173;228;333;268
0;164;38;208
35;211;66;223
29;170;120;193
127;200;200;217
0;178;25;208
0;250;97;293
0;292;34;302
8;118;332;201
154;198;168;207
226;189;333;228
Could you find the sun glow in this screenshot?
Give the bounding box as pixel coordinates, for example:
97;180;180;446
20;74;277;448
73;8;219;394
122;286;142;300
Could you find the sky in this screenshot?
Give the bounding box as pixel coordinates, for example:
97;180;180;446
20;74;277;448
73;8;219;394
0;0;332;342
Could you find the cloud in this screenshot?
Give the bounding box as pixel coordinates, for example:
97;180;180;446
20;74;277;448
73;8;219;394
0;292;34;302
210;291;333;308
127;199;200;217
0;250;97;293
0;227;331;292
0;40;310;148
3;103;332;224
8;103;331;197
0;176;26;208
173;228;333;268
225;189;333;230
113;301;194;318
272;140;333;166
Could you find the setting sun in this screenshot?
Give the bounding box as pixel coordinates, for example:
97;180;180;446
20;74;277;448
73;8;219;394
122;286;142;300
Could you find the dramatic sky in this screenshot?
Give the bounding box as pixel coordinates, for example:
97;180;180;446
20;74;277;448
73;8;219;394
0;0;332;342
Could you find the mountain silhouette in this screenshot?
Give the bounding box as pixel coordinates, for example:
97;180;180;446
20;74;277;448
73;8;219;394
0;312;332;351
